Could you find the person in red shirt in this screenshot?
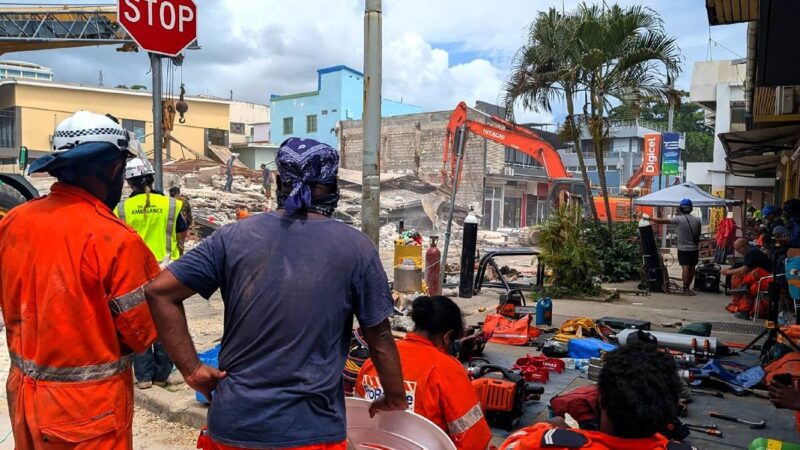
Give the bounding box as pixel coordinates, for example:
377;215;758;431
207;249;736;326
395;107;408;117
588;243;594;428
0;111;159;449
356;296;492;450
500;343;693;450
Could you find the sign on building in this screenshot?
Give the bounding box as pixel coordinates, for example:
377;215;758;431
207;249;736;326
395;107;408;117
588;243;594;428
643;133;661;176
661;132;681;176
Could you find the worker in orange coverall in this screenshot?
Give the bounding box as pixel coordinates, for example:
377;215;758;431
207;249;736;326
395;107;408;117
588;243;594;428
499;343;695;450
0;111;160;449
357;296;492;449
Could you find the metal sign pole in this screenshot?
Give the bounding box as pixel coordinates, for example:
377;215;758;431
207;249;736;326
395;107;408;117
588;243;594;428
151;53;163;192
440;125;466;288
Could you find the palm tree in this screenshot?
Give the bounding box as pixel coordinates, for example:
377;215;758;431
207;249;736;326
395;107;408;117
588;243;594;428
503;8;599;221
575;3;682;233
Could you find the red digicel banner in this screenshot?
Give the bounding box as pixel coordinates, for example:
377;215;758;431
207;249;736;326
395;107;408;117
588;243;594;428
643;133;661;176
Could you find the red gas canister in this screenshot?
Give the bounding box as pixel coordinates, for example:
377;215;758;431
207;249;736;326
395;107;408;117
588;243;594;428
425;236;442;296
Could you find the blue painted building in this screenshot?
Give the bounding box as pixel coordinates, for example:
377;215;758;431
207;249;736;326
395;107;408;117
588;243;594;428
270;65;422;147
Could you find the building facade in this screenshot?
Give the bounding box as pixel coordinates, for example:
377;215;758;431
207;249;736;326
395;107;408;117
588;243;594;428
0;61;53;81
686;59;773;213
270;65;421;147
0;80;230;165
339;102;566;231
558;121;685;196
229;101;270;145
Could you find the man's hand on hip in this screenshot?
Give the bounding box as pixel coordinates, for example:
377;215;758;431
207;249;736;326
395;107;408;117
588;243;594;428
185;364;227;401
369;393;408;418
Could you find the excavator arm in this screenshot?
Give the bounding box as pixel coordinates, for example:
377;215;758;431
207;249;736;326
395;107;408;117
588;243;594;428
442;102;570;189
622;159;654;195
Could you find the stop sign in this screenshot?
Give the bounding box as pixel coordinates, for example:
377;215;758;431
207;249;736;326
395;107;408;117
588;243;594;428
118;0;197;57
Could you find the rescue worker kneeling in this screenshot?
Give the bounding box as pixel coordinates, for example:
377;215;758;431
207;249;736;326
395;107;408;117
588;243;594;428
356;296;492;450
500;343;694;450
115;157;188;389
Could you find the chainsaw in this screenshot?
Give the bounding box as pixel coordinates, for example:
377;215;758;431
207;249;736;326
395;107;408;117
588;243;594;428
470;364;544;430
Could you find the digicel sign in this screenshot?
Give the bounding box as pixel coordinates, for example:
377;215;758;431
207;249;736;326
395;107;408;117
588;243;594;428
643;133;661;176
118;0;197;57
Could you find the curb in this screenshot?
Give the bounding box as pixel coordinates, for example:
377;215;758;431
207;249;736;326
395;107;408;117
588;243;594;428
134;386;208;430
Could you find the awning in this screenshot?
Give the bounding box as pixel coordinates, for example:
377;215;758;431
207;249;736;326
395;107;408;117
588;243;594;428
705;0;758;25
633;182;740;207
718;125;800;178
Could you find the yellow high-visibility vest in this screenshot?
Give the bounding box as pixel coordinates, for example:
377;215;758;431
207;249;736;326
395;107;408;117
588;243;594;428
115;193;182;263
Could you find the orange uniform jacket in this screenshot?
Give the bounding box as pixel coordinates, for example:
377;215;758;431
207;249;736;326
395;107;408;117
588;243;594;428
356;333;491;450
499;423;693;450
0;183;160;449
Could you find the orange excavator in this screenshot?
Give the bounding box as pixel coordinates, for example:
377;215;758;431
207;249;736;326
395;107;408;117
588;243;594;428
442;102;654;223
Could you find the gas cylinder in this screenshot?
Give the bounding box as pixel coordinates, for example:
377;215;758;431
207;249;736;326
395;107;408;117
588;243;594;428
459;208;479;298
425;236;442;296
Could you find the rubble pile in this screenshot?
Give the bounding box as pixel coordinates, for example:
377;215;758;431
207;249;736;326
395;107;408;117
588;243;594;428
181;174;267;226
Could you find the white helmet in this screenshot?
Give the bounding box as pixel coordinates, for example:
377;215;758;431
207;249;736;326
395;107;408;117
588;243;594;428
52;111;130;153
125;157;155;180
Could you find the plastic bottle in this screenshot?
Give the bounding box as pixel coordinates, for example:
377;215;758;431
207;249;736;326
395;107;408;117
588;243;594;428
536;297;553;326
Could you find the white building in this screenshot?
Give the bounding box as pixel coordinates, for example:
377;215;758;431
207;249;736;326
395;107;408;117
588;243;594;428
0;61;53;81
686;59;773;211
229;101;270;145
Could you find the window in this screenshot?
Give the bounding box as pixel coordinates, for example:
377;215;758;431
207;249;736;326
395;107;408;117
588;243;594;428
207;129;228;147
306;114;318;133
230;122;246;135
332;109;338;113
586;165;597;172
483;187;502;230
6;70;20;78
283;117;293;135
22;71;36;78
121;119;146;143
606;165;616;172
322;110;328;116
0;108;16;148
504;148;539;167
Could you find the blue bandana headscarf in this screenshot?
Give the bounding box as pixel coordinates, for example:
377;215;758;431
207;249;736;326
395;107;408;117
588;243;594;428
276;138;340;216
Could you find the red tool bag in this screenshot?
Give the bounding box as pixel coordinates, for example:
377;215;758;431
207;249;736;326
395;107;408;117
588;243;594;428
549;385;600;423
484;314;540;346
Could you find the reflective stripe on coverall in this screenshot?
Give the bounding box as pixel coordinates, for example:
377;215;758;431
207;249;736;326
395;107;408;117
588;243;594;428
499;423;690;450
0;183;160;449
356;333;492;450
115;193;182;265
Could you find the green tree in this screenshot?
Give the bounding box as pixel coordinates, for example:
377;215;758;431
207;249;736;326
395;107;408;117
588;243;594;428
539;203;601;296
576;3;682;234
503;8;598;220
608;92;714;163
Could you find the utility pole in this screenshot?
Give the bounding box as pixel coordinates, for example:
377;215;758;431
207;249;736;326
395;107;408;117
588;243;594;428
151;53;163;192
362;0;382;246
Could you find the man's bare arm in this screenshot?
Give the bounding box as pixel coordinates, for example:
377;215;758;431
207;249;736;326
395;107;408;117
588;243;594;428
649;217;672;225
361;319;407;416
145;270;225;398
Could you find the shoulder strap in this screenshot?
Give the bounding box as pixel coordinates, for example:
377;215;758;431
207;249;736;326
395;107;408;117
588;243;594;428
117;200;127;222
540;428;589;448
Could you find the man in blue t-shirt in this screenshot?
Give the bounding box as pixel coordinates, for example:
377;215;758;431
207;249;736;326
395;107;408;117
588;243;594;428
145;138;406;449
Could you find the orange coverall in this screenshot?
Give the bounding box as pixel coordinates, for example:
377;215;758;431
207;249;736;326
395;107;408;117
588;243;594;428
0;183;160;449
499;423;683;450
356;333;491;450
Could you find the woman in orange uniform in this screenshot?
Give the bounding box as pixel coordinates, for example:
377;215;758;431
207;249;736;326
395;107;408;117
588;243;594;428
356;296;491;450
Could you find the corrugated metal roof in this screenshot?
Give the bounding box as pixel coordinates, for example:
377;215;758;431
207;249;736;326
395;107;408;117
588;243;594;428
705;0;758;25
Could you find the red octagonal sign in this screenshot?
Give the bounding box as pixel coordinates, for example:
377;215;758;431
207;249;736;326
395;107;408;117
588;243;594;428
118;0;197;57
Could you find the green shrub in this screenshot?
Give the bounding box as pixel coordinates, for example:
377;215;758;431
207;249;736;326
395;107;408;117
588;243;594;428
586;220;641;282
539;203;601;296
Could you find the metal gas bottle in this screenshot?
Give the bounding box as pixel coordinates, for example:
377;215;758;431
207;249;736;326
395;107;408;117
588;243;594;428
425;236;442;296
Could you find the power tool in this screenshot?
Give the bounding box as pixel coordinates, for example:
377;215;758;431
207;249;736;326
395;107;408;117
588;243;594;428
470;364;544;430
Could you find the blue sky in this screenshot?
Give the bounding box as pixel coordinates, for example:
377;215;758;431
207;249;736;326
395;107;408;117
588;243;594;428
11;0;747;125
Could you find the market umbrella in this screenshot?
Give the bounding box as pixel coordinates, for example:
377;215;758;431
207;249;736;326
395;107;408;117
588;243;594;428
633;182;741;207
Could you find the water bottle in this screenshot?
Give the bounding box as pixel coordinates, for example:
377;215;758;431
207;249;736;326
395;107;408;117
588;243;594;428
536;297;553;326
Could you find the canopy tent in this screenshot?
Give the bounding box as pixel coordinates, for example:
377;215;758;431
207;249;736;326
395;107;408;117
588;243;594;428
633;182;741;207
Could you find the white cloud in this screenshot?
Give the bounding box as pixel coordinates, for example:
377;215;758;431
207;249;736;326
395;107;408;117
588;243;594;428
9;0;745;126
